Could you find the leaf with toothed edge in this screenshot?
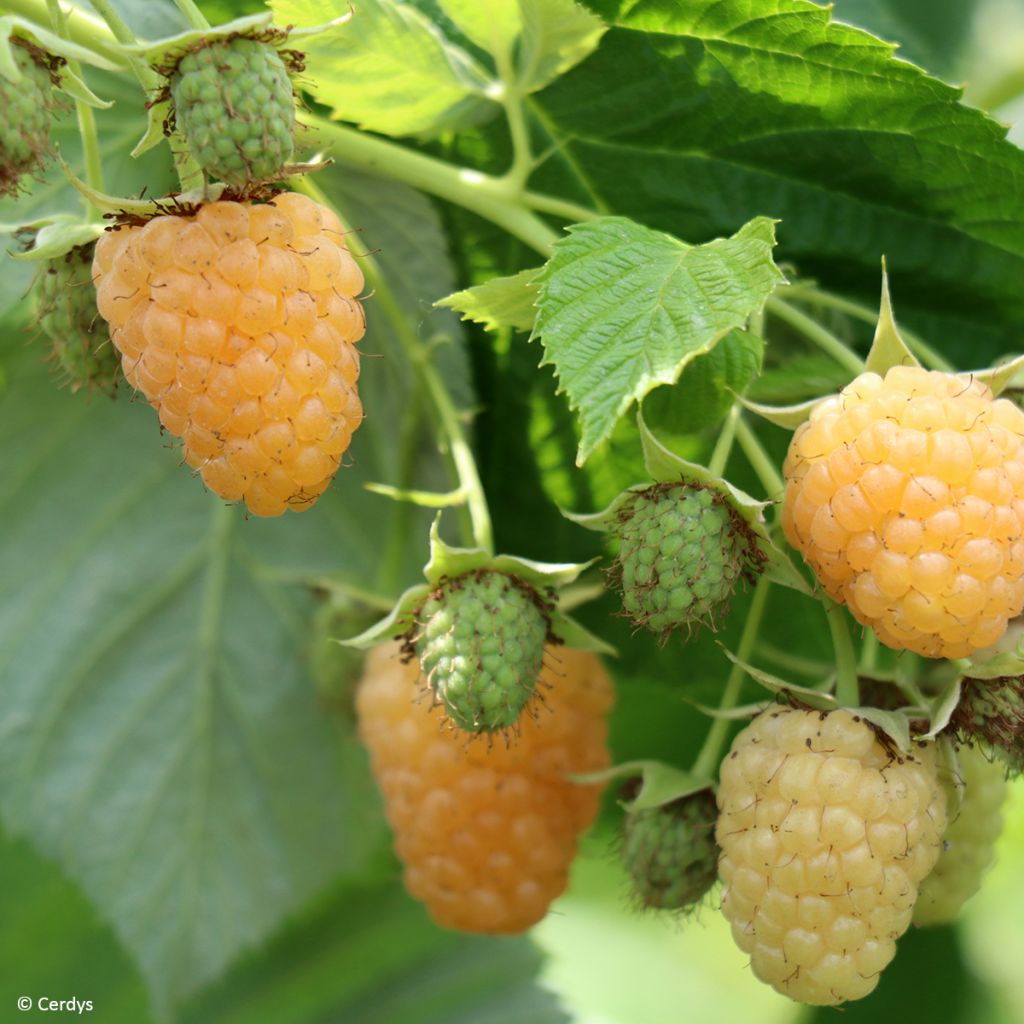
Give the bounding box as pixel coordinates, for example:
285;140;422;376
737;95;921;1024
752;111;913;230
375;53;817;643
531;215;784;465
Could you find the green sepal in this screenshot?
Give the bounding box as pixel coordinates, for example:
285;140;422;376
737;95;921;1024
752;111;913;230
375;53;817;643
739;393;822;430
342;517;612;654
853;706;913;753
57;154;228;213
721;649;836;710
566;416;811;595
54;65;112;108
864;263;920;375
126;11;352;68
685;699;773;721
340;582;431;651
7;216;102;261
923;677;963;741
967;354;1024;398
571;760;714;811
0;16;121;78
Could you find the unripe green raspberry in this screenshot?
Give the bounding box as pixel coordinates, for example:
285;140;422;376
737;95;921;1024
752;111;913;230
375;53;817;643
622;789;719;911
170;37;295;188
35;244;119;393
616;483;751;636
414;571;550;732
914;745;1006;926
1;39;61;196
952;676;1024;774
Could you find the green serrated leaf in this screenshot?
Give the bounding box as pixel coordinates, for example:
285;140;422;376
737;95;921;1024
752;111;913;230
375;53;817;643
517;0;606;93
437;0;522;59
273;0;496;138
435;267;541;332
533;215;783;464
642;329;763;437
532;0;1024;360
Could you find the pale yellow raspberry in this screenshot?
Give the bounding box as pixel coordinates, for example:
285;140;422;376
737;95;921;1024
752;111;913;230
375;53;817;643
914;745;1006;926
716;707;947;1006
91;193;365;516
356;643;612;934
782;366;1024;658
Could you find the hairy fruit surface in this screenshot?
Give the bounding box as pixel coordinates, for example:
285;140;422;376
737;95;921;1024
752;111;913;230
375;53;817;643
717;707;947;1006
414;570;550;732
170;37;295;188
35;244;119;393
622;788;719;911
356;643;613;934
953;676;1024;773
783;366;1024;658
0;39;60;196
91;194;364;516
914;745;1006;926
617;483;750;636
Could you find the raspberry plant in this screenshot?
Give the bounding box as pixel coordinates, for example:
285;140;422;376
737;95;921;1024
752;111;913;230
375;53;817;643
2;0;1024;1021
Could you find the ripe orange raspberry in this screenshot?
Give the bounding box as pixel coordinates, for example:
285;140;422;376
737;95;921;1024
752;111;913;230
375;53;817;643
717;708;947;1006
783;366;1024;657
91;193;364;516
356;643;613;934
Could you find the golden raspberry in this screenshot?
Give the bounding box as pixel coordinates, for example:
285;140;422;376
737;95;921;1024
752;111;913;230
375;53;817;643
716;707;947;1006
356;643;613;934
783;366;1024;657
91;193;365;516
913;745;1006;926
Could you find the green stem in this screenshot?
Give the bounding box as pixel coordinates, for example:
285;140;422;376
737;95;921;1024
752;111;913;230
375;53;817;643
785;285;955;372
692;577;771;778
418;356;493;553
46;0;105;207
302;114;560;257
858;629;879;673
524;191;598;223
735;417;784;499
172;0;209;30
493;47;533;189
767;295;866;376
707;402;740;478
824;597;859;707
